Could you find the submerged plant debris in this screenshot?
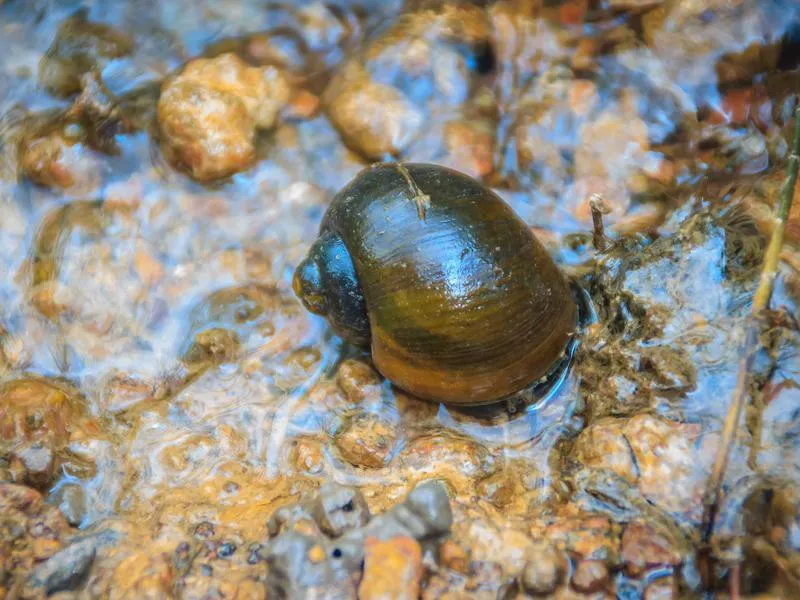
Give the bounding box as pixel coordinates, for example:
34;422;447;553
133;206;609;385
2;0;800;598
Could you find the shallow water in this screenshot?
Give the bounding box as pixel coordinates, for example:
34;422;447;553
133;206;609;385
2;0;800;597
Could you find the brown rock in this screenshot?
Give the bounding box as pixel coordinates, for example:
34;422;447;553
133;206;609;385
621;521;681;578
623;414;705;519
20;133;100;194
285;89;321;121
0;484;73;589
324;64;423;160
544;516;620;563
157;53;290;182
175;53;289;129
336;359;383;404
359;536;422;600
0;377;90;489
335;413;397;469
520;545;568;596
570;109;650;223
573;419;638;484
568;80;600;118
442;119;494;178
400;433;493;481
288;437;326;476
157;82;256;182
571;559;610;594
476;469;524;510
439;539;470;574
559;0;588;25
49;483;87;527
108;551;176;600
14;444;55;489
0;482;43;512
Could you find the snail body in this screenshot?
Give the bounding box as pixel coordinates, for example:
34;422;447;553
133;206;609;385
293;163;578;406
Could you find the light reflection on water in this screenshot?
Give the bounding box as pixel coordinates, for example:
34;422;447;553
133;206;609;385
0;0;799;538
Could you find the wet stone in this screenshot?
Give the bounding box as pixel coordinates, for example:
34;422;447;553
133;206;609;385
573;418;639;485
324;64;424;160
336;359;383;404
181;327;240;369
311;482;371;538
571;559;610;594
288;437;326;476
106;550;176;598
334;412;398;469
620;521;682;578
267;502;316;538
477;469;525;510
0;377;91;490
439;539;470;574
39;11;133;97
359;536;422;600
264;479;453;596
399;431;495;495
368;479;454;541
19;132;101;194
180;284;301;371
265;531;351;598
544;516;621;563
0;482;43;513
322;4;491;161
13;443;55;490
28;534;99;595
520;544;568;596
157;53;290;181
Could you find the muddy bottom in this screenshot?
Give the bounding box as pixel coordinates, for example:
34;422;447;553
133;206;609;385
2;0;800;598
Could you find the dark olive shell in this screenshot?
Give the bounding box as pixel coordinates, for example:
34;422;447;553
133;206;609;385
299;162;577;406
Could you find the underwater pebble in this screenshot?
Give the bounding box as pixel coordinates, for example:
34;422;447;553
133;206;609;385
265;480;452;596
520;544;568;596
544;516;620;563
14;444;55;490
571;559;610;594
439;539;470;574
311;482;371;538
359;536;422;600
335;413;397;469
157;53;290;181
20;133;101;194
621;521;682;578
29;536;97;594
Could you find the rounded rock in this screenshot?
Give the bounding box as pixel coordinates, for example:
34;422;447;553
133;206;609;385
49;484;87;527
521;545;568;596
311;483;371;538
157;53;290;182
571;559;610;594
334;413;397;469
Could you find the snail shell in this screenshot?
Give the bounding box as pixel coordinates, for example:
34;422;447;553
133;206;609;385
293;162;578;405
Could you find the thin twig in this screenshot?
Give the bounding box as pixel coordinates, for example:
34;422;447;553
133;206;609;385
730;562;741;600
701;105;800;547
589;193;611;252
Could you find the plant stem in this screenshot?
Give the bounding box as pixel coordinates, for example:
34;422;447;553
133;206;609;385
701;104;800;545
589;193;610;252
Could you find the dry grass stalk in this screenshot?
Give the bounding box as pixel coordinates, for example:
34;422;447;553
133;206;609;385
701;105;800;546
